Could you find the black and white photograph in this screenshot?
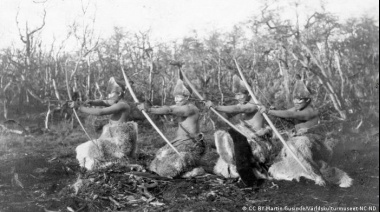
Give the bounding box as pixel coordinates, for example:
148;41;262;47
0;0;378;211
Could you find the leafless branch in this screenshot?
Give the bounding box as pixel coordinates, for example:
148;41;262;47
305;12;318;29
28;9;46;35
15;8;26;43
82;0;91;15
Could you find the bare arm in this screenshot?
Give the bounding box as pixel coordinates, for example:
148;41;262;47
150;105;196;116
215;103;258;114
169;105;197;117
79;102;130;116
268;107;318;121
147;104;197;117
87;100;110;107
148;105;172;115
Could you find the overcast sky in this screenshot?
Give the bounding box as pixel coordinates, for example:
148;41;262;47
0;0;378;50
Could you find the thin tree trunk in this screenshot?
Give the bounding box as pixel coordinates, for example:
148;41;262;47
95;82;104;99
335;52;345;99
52;79;60;100
161;77;166;106
73;76;82;101
65;65;71;99
65;66;74;129
151;89;154;104
217;57;224;105
149;58;154;103
303;44;345;107
44;67;49;97
3;99;8;119
45;101;51;129
278;60;291;107
294;47;347;120
86;56;91;100
2;80;12;119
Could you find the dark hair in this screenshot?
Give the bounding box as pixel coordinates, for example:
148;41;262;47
234;90;249;95
115;81;126;92
297;98;312;110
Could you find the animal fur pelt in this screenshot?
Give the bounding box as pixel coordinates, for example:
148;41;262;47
213;130;272;186
269;135;353;187
76;121;138;170
149;136;205;178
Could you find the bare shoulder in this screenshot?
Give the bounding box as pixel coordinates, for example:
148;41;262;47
243;101;257;109
309;105;319;115
116;101;131;110
188;103;200;112
299;105;319;120
304;105;318;113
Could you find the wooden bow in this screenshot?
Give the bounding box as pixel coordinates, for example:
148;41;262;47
120;58;181;156
234;58;311;174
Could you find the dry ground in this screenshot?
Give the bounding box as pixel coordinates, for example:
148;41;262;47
0;118;378;212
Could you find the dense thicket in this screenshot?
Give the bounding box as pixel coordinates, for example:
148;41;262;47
0;2;378;125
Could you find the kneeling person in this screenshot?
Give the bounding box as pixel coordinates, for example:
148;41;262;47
138;79;205;178
260;77;352;187
69;77;138;170
206;75;276;185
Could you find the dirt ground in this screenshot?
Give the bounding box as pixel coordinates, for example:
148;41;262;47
0;120;379;212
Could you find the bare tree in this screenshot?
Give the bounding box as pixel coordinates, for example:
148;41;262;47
13;6;46;112
64;1;99;100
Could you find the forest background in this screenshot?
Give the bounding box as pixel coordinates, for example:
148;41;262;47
0;0;378;127
0;0;378;211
